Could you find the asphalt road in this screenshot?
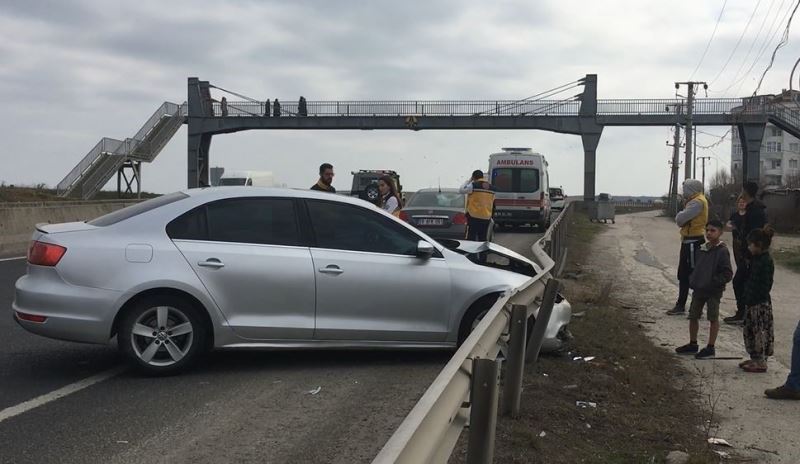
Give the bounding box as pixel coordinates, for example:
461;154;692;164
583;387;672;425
0;228;543;464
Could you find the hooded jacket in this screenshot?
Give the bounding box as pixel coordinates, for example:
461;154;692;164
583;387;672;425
689;241;733;296
675;179;708;238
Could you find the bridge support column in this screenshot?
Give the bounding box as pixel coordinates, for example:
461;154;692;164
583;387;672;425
581;131;602;202
737;123;765;185
187;133;211;188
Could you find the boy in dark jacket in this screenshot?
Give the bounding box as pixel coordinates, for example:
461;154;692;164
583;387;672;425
676;219;733;359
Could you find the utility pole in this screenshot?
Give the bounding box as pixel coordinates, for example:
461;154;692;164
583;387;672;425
675;81;708;180
666;124;683;215
698;155;712;190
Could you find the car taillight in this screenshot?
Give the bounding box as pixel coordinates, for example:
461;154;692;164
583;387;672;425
453;213;468;225
399;211;410;222
27;241;66;266
16;311;48;323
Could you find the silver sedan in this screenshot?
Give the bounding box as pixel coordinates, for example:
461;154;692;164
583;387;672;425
399;188;493;242
13;188;570;374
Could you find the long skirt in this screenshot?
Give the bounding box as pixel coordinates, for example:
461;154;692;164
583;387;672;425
743;301;774;359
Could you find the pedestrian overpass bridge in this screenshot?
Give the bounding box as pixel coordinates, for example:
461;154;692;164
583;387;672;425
56;75;800;200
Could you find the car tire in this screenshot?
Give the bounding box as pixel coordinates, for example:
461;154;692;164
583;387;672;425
457;294;501;345
365;184;381;204
118;294;207;375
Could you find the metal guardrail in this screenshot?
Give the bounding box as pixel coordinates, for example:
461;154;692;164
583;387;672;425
373;204;573;464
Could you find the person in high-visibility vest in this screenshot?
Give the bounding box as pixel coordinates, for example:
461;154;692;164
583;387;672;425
667;179;709;316
459;170;495;242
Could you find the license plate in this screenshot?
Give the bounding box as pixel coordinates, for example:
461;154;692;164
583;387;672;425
418;218;444;226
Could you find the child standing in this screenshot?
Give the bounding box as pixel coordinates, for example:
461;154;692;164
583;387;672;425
740;226;776;373
675;220;733;359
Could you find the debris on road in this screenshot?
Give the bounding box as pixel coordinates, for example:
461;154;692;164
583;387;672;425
116;440;129;444
562;384;579;390
575;401;597;408
538;431;547;438
307;386;322;395
583;356;596;362
708;437;732;447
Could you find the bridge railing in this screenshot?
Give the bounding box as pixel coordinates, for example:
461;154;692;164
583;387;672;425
213;99;582;117
372;204;573;464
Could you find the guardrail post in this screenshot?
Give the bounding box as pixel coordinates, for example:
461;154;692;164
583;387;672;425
525;278;561;364
502;304;528;418
466;358;500;464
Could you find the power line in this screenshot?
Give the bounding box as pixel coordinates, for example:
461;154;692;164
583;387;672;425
690;0;729;79
722;0;794;95
710;0;764;85
720;0;779;90
753;0;800;95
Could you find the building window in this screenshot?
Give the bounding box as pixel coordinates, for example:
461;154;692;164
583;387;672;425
790;143;799;153
790;159;799;169
771;127;782;137
766;141;782;152
772;159;782;169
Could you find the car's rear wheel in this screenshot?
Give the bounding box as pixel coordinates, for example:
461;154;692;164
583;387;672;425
118;295;207;375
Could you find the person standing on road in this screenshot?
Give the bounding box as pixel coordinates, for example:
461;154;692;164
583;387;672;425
725;181;768;325
675;220;733;359
459;170;495;242
310;163;336;193
667;179;709;316
739;226;775;373
765;319;800;400
378;175;402;215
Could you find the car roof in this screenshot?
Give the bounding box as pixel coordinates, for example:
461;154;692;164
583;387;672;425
182;187;371;206
414;188;462;193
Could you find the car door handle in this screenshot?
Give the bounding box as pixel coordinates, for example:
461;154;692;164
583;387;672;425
198;259;225;269
318;265;343;275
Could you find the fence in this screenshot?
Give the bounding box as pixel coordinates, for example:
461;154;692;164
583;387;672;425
373;203;573;464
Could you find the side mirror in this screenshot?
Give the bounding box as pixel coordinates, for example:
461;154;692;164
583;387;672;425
416;240;435;259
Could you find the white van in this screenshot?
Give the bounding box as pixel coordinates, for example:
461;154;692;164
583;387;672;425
488;148;550;230
218;170;276;187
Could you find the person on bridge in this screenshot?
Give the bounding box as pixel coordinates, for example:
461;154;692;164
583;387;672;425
311;163;336;193
378;175;402;215
459;170;495;242
674;219;732;359
298;96;308;117
724;181;768;325
220;97;229;117
264;99;270;117
765;318;800;399
667;179;709;316
273;98;281;117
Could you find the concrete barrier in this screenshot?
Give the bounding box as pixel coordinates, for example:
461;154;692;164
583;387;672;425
0;201;139;257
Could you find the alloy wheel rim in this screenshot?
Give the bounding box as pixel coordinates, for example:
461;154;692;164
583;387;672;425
131;306;194;367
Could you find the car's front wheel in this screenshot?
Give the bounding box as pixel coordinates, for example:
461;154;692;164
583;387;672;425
118;295;207;375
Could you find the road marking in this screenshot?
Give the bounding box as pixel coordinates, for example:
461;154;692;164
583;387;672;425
0;256;25;262
0;366;126;423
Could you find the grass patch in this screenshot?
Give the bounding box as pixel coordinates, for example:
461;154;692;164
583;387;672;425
450;204;717;463
0;185;157;203
773;247;800;273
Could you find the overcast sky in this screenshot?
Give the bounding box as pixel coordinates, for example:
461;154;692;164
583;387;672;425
2;0;799;196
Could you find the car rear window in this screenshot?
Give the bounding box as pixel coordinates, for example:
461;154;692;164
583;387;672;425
406;192;465;208
88;192;188;226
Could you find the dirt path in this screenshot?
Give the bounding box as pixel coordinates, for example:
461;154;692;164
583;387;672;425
592;210;800;463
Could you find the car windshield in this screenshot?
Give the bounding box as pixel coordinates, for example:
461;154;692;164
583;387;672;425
406;191;465;208
550;188;563;197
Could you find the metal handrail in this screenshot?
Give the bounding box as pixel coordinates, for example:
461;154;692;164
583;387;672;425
56;137;126;194
373;204;572;464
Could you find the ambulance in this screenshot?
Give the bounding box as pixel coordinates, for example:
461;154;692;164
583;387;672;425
488;148;551;230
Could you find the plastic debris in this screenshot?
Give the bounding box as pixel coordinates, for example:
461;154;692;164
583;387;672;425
708;437;732;447
585;423;591;429
538;431;547;438
573;356;583;361
562;384;579;390
583;356;596;362
542;373;549;377
576;401;597;408
307;386;322;395
713;450;730;459
116;440;129;444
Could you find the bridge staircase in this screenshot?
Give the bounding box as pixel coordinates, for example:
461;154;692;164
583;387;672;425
766;102;800;140
57;102;185;199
